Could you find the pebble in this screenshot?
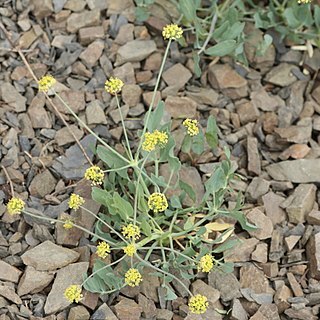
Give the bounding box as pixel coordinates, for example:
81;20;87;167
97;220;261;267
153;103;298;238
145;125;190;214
21;240;80;271
79;26;105;45
247;208;274;240
252;243;268;263
2;128;18;149
54;91;85;115
64;0;86;11
225;238;259;263
162;63;192;90
250;88;280;112
114;297;142;320
237;101;260;125
230;298;248;320
191;279;220;305
79;40;104;67
87;0;108;10
109;105;129;124
275;123;312;144
139;267;160;303
91;303;117;320
307;232;320;280
246;177;270;200
1;83;27;113
32;0;54;19
265;63;299;87
29;169;57;198
262;192;287;225
67;305;90;320
247;137;261;176
0;260;22;283
287;272;304;297
85;100;107;125
0;285;22;305
114;23;134;45
186;87;219;106
308;210;320;225
165;96;197;119
138;294;157;319
121;84;142;107
67;9;101;33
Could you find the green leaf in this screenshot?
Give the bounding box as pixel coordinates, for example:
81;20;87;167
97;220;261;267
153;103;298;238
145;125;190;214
212;21;230;41
179;180;196;202
205;115;218;149
224;210;257;232
256;34;273;56
205;166;227;194
135;7;150;22
218;262;234;273
193;52;201;78
112;192;133;221
183;217;194;231
191;129;204;155
213;237;240;253
140;220;152;236
284;8;301;29
92;188;112;207
164;285;178;300
83;275;106;293
205;40;237;57
196;226;207;236
315;6;320;29
170;195;182;209
160;136;181;172
147;100;165;132
176;246;197;264
221;22;245;41
181;134;192;153
179;0;196;22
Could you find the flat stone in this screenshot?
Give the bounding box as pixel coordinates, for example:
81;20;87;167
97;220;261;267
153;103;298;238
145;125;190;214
247;208;274;240
64;0;86;11
307;233;320;280
17;266;54;296
18;28;38;49
284;235;301;252
279;144;311;160
165;96;197;119
286;184;316;224
52;35;75;49
28;95;52;128
225;238;259;263
230;299;248;320
191;279;220;306
2;128;17;149
162;63;192;89
44;262;88;314
55;125;84;146
114;24;134;45
0;285;22;305
1;83;27;112
274;282;292;312
208;63;248;99
246;177;270;200
251;304;280;320
139;267;160;303
68;306;90;320
79;26;105;45
121;84;142;107
186;87;219;106
307;210;320;225
53;91;85;115
247;137;261;176
113;62;136;84
252;243;268;263
138;294;156;319
265;63;299;87
287;272;303;297
269;229;284;262
156;309;174;320
109;105;129;124
86;100;107;125
80;40;104;67
275;124;312;144
114;297;142;320
262;192;287;225
31;0;53;19
29;169;57;198
116;40;157;65
142;91;161;108
0;260;22;283
21;240;79;271
266;159;320;183
91;303;117;320
250;88;280;112
67;9;101;33
237;101;260;125
285;307;317;320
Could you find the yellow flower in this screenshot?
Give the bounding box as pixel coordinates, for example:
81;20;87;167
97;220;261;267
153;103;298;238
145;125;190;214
122;224;140;240
162;24;183;40
188;294;209;314
64;285;83;303
96;241;111;259
123;243;136;257
297;0;311;3
105;77;124;95
68;194;85;211
183;119;199;136
198;254;214;273
125;268;142;287
148;193;168;213
62;218;73;229
84;166;104;186
7;197;25;215
38;75;56;92
142;130;168;152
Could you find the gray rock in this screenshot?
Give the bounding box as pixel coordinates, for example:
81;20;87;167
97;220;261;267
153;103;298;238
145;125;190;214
165;96;197;119
67;9;101;33
44;262;88;314
266;159;320;183
0;285;22;304
247;137;261;176
230;299;248;320
86;100;107;125
191;280;220;305
68;305;90;320
0;260;22;283
265;63;299;87
91;303;117;320
186;87;219;106
246;177;270;200
262;192;287;225
247;208;273;240
114;297;142;320
1;83;27;112
162;63;192;89
21;240;80;271
29;169;57;198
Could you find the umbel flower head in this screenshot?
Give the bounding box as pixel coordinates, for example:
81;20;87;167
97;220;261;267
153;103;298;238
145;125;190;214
7;197;25;215
125;268;142;287
84;165;104;186
122;224;141;240
162;24;183;40
142;130;168;152
148;192;168;213
96;241;111;259
183;119;199;136
38;75;56;92
68;194;85;211
62;217;73;230
198;254;214;273
123;243;136;257
297;0;311;3
105;77;124;95
188;294;209;314
64;285;83;303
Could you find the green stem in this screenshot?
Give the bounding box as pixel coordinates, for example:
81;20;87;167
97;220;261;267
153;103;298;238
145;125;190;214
135;39;172;161
103;163;133;173
115;94;133;161
163;170;174;193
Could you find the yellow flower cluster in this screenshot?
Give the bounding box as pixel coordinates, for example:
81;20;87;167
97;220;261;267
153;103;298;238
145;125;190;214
64;285;83;303
122;224;141;240
198;254;214;273
84;166;104;186
148;193;168;213
68;193;85;211
162;24;183;40
297;0;311;3
142;130;168;152
188;294;209;314
38;75;56;92
183;119;199;136
7;197;25;215
62;218;73;229
96;241;111;259
123;243;136;257
125;268;142;287
105;77;124;95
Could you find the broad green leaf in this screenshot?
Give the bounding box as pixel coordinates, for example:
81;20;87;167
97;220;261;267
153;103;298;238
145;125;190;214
112;192;133;221
221;22;245;41
179;180;196;202
147;100;165;132
205;115;218;149
205;40;237;56
140;220;152;236
83;275;106;293
284;8;301;29
135;7;149;22
315;6;320;29
179;0;196;22
193;52;201;78
224;210;257;232
183;216;194;230
212;21;230;41
226;7;238;24
92;187;112;207
205;166;227;194
218;262;234;273
164;285;178;300
181;134;192;153
170;195;182;209
191;129;204;155
213;237;240;253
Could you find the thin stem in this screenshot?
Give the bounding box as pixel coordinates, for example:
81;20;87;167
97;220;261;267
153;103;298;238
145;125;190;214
54;92;130;165
198;11;218;55
1;166;14;197
79;206;127;244
163;170;174;193
103;163;133;173
115;95;133;161
135;39;172;161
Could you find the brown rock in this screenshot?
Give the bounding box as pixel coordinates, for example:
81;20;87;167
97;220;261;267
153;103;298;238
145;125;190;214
208;63;248;99
122;84;142;107
143;91;161;108
91;303;117;319
0;261;22;283
275;123;312;144
138;294;156;319
279;144;310;160
18;29;38;49
162;63;192;89
0;285;22;304
247;208;273;240
165;96;197;119
29;169;57;198
186;87;219;106
79;26;105;45
265;63;299;87
251;304;280;320
246;177;270;200
53;91;85;114
237;101;260;125
262;192;286;225
251;243;268;263
312;84;320;104
307;210;320;225
67;10;101;33
114;297;142;320
31;0;53;19
114;24;134;45
285;308;317;320
225;238;259;263
80;40;104;67
250;88;280;112
307;233;320;280
1;83;27;113
274;282;292;312
68;306;90;320
85;100;107;125
286;184;316;224
247;137;261;176
287;272;303;297
261;262;278;278
64;0;86;11
139;267;160;303
230;299;248;320
269;229;284;262
144;52;162;71
284;235;300;252
55;125;84;146
191;280;220;306
262;112;278;133
28;95;51;128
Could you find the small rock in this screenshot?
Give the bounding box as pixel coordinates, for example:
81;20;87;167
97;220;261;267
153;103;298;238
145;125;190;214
162;63;192;89
114;297;142;320
28;95;52;128
269;229;284;261
29;169;57;198
165;96;197;119
17;266;54;296
2;128;17;149
186;87;219;106
86;100;107;125
287;272;304;297
250;88;280;112
279;144;310;160
0;260;22;283
68;306;90;320
285;307;317;320
142;91;161;108
237;101;260;125
109;105;129;124
55;125;84;146
247;208;274;240
284;235;301;252
31;0;53;19
156;309;174;320
275;123;312;144
91;303;117;320
138;294;156;319
252;243;268;263
307;233;320;280
225;238;259;263
246;177;270;200
247;137;261;176
286;184;316;224
265;63;299;87
274;282;292;312
208;63;248;99
144;52;162;71
21;240;80;271
140;267;160;303
266;159;320;183
64;0;86;11
312;84;320;105
307;210;320;225
114;24;134;45
262;192;287;225
0;285;22;305
230;299;248;320
121;84;142;107
67;9;101;33
192;279;220;305
261;262;279;278
79;26;105;45
44;262;89;314
52;35;75;49
80;40;104;67
53;91;85;115
1;83;27;113
116;40;157;65
113;62;136;84
250;304;280;320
